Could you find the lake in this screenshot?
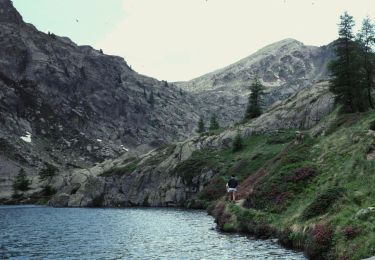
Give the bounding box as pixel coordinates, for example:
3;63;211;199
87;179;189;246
0;205;305;259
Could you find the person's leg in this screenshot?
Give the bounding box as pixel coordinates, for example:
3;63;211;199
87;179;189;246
232;191;236;201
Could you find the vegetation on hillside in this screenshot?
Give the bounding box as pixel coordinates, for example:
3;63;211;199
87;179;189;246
244;77;264;121
195;110;375;260
181;12;375;259
209;114;220;131
329;12;375;113
12;168;31;195
196;117;205;134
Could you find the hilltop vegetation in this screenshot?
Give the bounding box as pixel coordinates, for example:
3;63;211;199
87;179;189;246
206;110;375;260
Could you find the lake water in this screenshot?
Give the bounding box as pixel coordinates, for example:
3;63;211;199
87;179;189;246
0;205;305;259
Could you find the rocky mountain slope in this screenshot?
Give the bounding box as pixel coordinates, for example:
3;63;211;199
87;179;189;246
0;0;335;201
0;0;203;198
176;38;335;124
49;83;375;259
49;81;334;207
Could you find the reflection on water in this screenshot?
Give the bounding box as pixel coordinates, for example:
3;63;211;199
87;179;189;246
0;205;305;259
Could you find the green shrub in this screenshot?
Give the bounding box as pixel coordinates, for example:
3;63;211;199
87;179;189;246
197;177;226;201
174;150;218;185
326;114;360;135
223;223;236;232
100;161;139;177
369;120;375;131
13;168;31;192
232;132;244;152
302;187;345;220
39;163;58;181
247;138;317;212
41;185;56;196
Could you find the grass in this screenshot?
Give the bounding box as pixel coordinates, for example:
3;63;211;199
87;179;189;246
100;159;141;177
199;110;375;259
175;131;296;208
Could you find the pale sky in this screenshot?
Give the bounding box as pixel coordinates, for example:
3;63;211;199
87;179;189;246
13;0;375;82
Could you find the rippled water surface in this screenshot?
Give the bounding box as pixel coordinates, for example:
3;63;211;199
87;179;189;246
0;205;305;259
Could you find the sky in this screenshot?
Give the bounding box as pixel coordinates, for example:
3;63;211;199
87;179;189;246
13;0;375;82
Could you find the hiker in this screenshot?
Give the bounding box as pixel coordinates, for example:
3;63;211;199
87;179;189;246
226;175;238;201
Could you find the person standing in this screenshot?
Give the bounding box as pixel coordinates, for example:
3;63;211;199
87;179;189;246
226;175;238;202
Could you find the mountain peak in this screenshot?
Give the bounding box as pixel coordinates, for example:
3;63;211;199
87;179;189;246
261;38;304;51
0;0;23;25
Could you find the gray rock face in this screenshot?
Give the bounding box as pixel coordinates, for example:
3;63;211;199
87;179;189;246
176;38;335;125
0;0;203;199
355;207;375;220
0;0;23;25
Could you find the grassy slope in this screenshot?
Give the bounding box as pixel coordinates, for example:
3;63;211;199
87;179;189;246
180;131;295;208
180;111;375;259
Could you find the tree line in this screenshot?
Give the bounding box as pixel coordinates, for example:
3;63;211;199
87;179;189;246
329;12;375;113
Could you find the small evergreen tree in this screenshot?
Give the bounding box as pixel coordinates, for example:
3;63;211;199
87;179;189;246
13;168;31;192
232;132;244;152
244;77;264;121
209;114;220;131
148;91;155;107
196;117;205;134
39;163;58;181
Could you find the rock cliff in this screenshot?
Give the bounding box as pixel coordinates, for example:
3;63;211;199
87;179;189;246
0;0;202;199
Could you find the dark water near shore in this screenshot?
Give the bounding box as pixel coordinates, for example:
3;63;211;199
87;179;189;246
0;205;305;259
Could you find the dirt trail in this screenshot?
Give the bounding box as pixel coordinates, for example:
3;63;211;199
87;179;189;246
236;168;267;200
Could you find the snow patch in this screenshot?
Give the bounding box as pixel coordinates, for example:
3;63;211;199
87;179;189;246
120;145;129;152
96;139;102;142
20;132;32;143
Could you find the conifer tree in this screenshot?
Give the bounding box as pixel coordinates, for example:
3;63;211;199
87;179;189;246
148;91;155;107
244;77;264;121
39;163;58;181
329;12;367;112
209;114;220;131
13;168;31;192
357;17;375;109
232;132;243;152
196;117;205;134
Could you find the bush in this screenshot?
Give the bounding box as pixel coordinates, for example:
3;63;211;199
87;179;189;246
174;150;218;186
302;187;345;220
100;161;138;177
343;226;360;239
41;185;56;197
223;223;236;232
369;120;375;131
39;163;58;181
312;224;333;245
305;224;333;259
285;166;316;182
13;168;31;192
198;177;226;201
232;132;244;152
